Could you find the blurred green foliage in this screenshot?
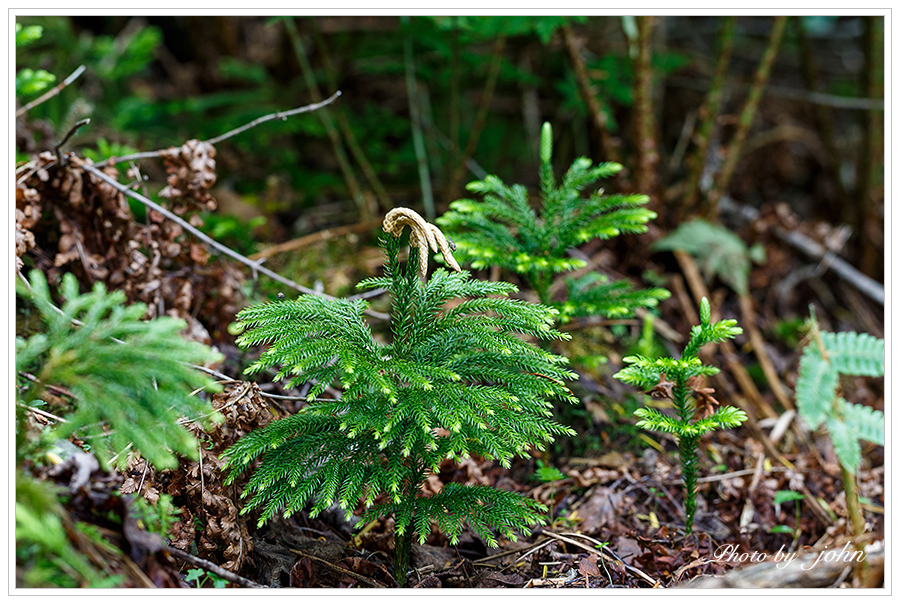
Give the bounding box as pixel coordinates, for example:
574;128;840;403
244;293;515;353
15;24;56;97
15;15;694;221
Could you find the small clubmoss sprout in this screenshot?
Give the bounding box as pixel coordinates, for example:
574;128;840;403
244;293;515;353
614;297;746;533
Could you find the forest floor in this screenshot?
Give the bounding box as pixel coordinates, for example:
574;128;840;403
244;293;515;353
19;164;884;587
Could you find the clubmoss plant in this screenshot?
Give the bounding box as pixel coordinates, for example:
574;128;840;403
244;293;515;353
15;270;221;587
15;270;222;469
614;297;747;533
223;208;577;585
438;122;669;323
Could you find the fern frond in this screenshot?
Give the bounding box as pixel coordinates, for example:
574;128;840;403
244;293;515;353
795;348;838;430
407;484;547;547
838;398;884;446
794;323;883;473
821;331;884;377
614;355;705;388
682;319;743;359
562;273;669;321
693;406;749;434
825;416;862;474
634;407;685;435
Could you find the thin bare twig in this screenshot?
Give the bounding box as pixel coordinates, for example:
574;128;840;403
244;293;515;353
54;118;91;164
208;90;342;145
421;116;489;180
767;84;883;111
794;17;848;220
249;219;381;261
738;292;794;410
284;18;372;219
445;36;506;202
669;76;883;112
542;530;660;587
16;402;70;424
100;92;341;167
719;196;884;305
310;20;392;213
472;538;553;566
79;162;388;320
163;545;266;588
17;64;86;117
289;549;388;588
17;370;77;400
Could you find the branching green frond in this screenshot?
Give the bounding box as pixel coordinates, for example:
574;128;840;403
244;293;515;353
838;399;884;447
561;273;670;321
795;321;884;473
820;331;885;377
825;417;862;474
683;320;743;359
406;484;547;547
577;205;656;243
693;406;749;434
634;408;685;435
614;355;704;388
16;271;221;469
795;349;837;430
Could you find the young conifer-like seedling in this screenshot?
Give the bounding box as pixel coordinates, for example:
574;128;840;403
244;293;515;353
223;208;578;585
438;122;669;323
15;270;222;469
614;298;747;534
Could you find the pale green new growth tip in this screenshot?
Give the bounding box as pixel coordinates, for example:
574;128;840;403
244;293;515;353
540;122;553;165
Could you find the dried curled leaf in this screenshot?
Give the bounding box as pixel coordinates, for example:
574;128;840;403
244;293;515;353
383;207;461;279
687;375;721;420
645;373;675;400
123;382;273;574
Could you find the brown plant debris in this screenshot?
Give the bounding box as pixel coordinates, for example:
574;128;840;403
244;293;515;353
17;147;243;342
122;382;274;574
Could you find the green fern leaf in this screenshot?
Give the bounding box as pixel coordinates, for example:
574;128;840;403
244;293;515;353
826;416;862;472
795;348;838;430
838;398;884;447
653;219;761;296
821;331;884;377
